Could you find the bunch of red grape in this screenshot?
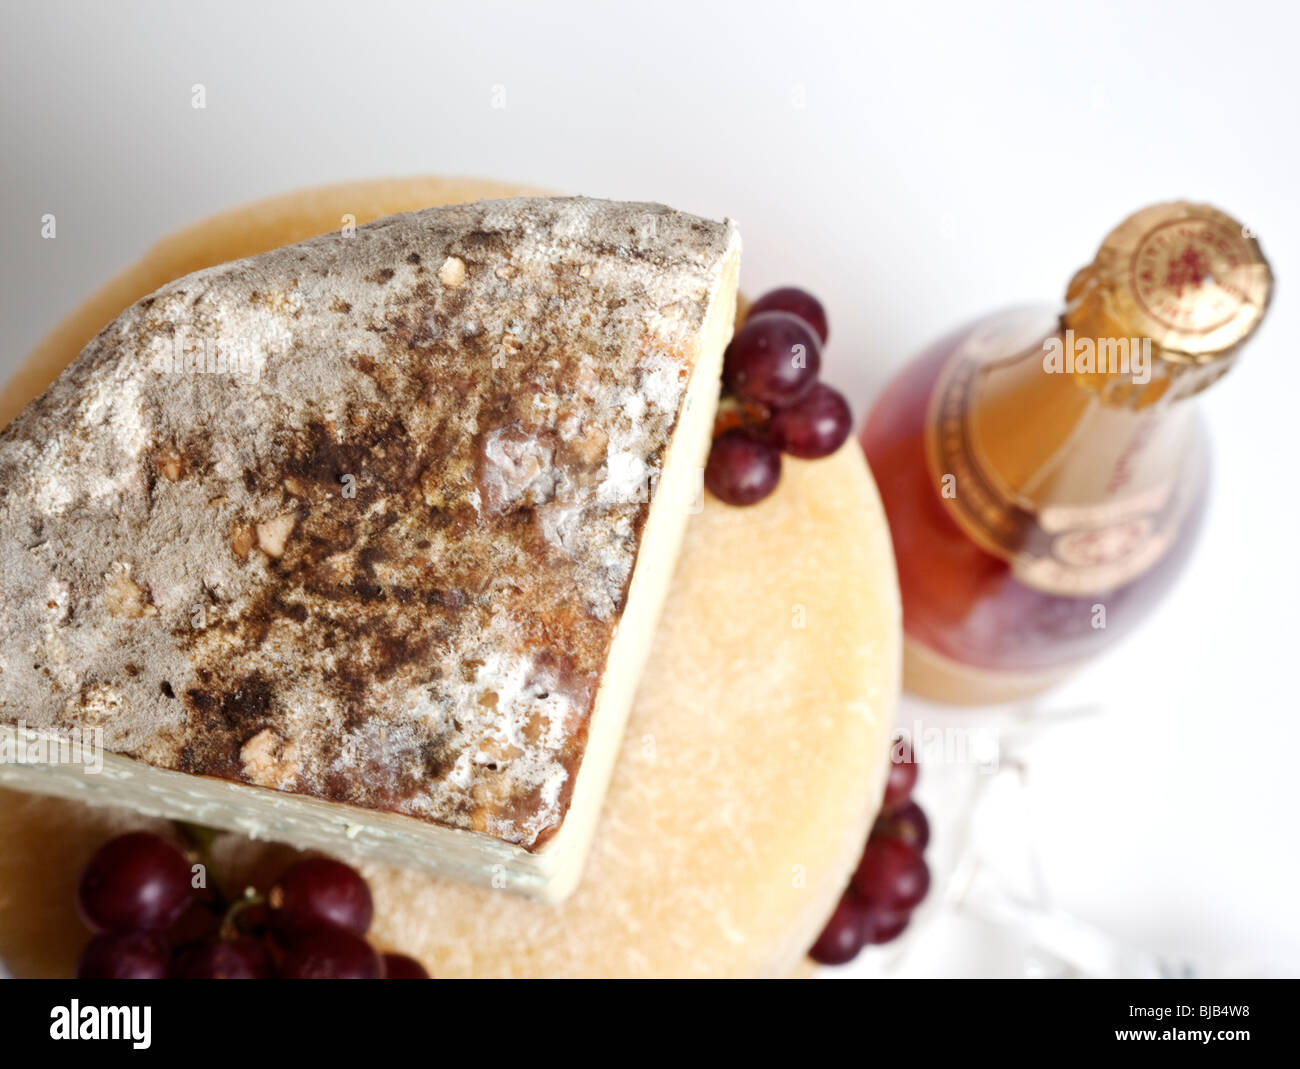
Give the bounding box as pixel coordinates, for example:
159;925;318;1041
705;287;853;506
74;831;428;979
809;737;932;965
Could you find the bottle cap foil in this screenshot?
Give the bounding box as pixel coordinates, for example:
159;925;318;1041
1092;202;1272;363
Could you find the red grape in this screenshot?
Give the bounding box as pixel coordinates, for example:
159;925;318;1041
172;937;272;979
851;836;930;911
862;905;911;946
76;832;194;933
808;893;868;966
770;383;852;459
723;312;821;408
279;927;382;979
269;857;374;944
873;799;930;850
382;952;431;979
167;900;221;948
883;740;919;809
77;932;170;979
705;429;781;506
748;287;829;344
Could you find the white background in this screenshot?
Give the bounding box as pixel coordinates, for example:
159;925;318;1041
1;0;1297;976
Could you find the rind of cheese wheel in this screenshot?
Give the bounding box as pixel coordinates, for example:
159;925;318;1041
0;177;899;977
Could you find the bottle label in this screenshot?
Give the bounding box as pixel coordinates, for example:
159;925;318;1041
926;307;1205;596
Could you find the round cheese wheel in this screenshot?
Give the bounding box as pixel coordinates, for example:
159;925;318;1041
0;177;899;977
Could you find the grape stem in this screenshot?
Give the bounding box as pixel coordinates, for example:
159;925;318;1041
173;820;230;906
219;888;268;941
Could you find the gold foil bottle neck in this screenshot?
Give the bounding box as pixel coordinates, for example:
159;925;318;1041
1064;201;1272;405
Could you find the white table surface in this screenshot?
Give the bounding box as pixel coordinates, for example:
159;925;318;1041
1;0;1296;977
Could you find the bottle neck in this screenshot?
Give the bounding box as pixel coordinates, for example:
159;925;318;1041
1061;261;1238;406
926;306;1208;595
971;314;1201;514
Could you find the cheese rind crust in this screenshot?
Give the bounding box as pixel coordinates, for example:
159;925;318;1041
0;197;739;850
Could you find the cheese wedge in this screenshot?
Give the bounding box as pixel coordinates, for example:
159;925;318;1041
0;178;899;976
0;196;740;902
0;439;895;978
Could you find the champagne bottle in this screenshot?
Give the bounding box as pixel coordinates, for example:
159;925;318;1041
860;203;1272;704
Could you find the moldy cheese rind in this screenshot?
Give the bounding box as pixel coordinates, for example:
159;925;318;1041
0;197;740;891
